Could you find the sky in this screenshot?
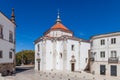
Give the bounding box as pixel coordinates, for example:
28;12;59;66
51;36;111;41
0;0;120;52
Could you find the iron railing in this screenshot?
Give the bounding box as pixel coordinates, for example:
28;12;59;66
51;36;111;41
108;57;119;63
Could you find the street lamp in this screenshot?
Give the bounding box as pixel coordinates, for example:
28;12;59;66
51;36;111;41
36;58;41;71
21;50;24;66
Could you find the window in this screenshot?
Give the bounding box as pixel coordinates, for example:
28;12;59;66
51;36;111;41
9;52;12;59
60;53;62;58
85;58;87;63
100;39;105;45
53;32;54;37
71;45;75;51
37;53;40;56
111;38;116;44
37;44;40;51
0;51;3;58
0;25;3;38
9;31;13;42
100;51;105;58
94;52;96;55
56;32;57;36
111;51;117;58
100;65;106;75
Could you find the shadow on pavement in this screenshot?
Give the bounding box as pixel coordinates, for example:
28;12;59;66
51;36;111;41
15;66;34;74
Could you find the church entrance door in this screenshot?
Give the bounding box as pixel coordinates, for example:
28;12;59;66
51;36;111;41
71;63;75;71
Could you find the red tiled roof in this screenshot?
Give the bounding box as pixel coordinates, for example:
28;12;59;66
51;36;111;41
51;22;69;31
44;22;73;36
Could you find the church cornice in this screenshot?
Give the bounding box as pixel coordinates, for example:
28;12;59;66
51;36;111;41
44;27;73;36
34;35;89;44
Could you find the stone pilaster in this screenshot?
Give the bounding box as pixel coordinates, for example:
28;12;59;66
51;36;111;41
42;39;46;71
63;37;67;70
52;38;57;70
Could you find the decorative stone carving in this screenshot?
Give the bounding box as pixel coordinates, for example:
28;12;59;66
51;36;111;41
70;55;76;63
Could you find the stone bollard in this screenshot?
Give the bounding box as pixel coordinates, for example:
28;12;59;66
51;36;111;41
44;72;46;74
83;76;85;79
40;74;42;76
46;75;48;77
52;76;54;78
51;69;53;71
59;77;62;79
67;74;69;77
75;75;77;77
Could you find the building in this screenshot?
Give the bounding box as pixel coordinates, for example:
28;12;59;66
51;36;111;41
90;32;120;77
34;12;90;72
0;9;16;75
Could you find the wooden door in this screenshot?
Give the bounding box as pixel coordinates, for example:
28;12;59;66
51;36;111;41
111;65;117;76
100;65;106;75
71;63;75;71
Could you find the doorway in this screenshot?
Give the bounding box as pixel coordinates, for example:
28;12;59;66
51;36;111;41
71;63;75;71
100;65;106;75
111;65;117;76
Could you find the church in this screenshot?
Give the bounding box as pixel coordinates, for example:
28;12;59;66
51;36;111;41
34;12;90;72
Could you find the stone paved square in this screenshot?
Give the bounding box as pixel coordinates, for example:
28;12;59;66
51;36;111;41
3;68;120;80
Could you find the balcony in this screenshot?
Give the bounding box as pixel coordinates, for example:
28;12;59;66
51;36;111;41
108;57;119;63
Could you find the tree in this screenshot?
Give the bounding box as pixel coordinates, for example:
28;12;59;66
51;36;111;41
16;50;35;66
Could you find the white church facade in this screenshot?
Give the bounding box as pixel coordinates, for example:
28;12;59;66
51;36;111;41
0;9;16;75
34;13;90;72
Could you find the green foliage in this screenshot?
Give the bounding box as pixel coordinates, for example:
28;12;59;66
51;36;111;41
16;50;35;66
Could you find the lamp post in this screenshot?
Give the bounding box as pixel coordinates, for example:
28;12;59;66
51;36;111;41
21;50;24;66
36;58;41;71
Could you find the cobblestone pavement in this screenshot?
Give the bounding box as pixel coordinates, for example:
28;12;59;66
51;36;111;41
4;69;120;80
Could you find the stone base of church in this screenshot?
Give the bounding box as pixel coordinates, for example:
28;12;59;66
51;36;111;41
0;63;15;76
